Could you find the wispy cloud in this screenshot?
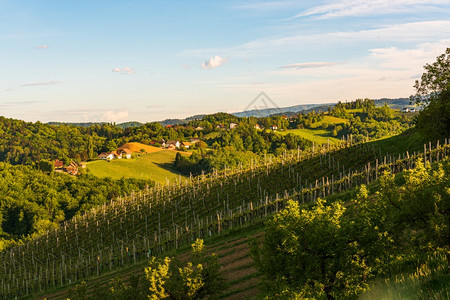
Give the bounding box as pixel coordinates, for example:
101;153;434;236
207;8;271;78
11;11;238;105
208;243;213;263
184;20;450;58
112;67;135;75
293;0;447;19
201;56;228;69
0;100;42;108
36;44;49;49
369;39;450;70
280;62;341;69
20;80;61;87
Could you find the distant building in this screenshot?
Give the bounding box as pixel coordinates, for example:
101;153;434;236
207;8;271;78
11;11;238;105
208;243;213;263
216;124;225;129
270;125;278;131
64;161;79;175
254;124;261;130
181;142;192;149
166;140;180;149
402;108;410;112
119;148;132;159
54;159;64;169
189;138;201;144
229;123;238;129
98;152;114;160
111;150;122;159
195;126;204;131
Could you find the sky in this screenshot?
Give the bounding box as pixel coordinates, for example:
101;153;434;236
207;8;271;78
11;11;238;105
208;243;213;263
1;0;449;123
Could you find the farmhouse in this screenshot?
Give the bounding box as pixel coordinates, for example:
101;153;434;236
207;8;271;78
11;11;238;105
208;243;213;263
181;142;192;149
65;161;79;175
98;152;114;160
54;159;64;169
54;160;79;175
111;151;122;159
254;124;262;130
119;148;132;159
166;140;180;149
270;125;278;131
229;123;238;129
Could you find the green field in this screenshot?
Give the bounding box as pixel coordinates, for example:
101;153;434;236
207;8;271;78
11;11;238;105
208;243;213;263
278;128;342;145
86;150;189;184
309;115;349;129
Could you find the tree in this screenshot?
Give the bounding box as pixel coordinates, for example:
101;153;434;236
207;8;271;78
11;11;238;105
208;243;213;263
37;159;53;173
412;48;450;104
415;88;450;138
251;199;371;299
144;239;224;299
412;48;450;138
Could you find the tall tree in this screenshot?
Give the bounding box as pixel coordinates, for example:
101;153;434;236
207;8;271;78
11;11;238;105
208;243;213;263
412;48;450;138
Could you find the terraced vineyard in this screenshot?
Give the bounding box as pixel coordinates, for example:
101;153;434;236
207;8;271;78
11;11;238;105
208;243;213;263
1;136;448;299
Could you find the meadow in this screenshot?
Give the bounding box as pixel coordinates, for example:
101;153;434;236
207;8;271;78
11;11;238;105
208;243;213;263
86;150;190;183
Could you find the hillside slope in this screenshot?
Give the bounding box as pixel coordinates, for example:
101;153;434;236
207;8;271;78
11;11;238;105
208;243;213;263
2;131;443;299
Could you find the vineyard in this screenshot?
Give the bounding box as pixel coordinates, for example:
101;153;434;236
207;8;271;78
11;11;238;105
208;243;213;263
1;137;449;299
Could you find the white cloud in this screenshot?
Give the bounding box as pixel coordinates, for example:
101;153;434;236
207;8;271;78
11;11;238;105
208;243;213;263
184;21;450;59
201;56;228;69
293;0;447;19
280;62;341;69
112;67;135;75
215;41;449;105
102;110;129;122
20;80;61;87
369;40;450;70
36;45;49;49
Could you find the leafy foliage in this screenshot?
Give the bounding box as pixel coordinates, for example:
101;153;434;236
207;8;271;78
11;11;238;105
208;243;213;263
144;239;224;299
413;48;450;138
253;159;450;298
0;162;150;244
412;47;450;104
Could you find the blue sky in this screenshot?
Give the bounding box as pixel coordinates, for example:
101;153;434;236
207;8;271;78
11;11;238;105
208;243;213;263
1;0;449;122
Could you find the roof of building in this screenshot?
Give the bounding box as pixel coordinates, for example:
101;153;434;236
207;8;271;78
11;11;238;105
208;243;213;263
54;160;64;168
98;152;111;158
120;148;132;154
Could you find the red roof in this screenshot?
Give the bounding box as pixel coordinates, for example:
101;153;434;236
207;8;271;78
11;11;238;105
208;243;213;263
54;160;64;168
120;148;132;154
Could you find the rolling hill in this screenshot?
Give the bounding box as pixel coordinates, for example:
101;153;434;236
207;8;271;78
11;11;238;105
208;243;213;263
87;148;190;183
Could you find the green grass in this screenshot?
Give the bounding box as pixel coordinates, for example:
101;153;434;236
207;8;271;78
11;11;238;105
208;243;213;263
346;108;364;113
366;129;426;155
86;151;189;184
278;128;342;145
309;115;349;129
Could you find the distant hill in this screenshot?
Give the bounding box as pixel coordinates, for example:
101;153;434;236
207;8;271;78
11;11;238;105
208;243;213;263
118;142;162;153
116;121;143;128
267;98;414;117
46;98;415;129
232;103;329;118
47;121;143;128
47;121;107;127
